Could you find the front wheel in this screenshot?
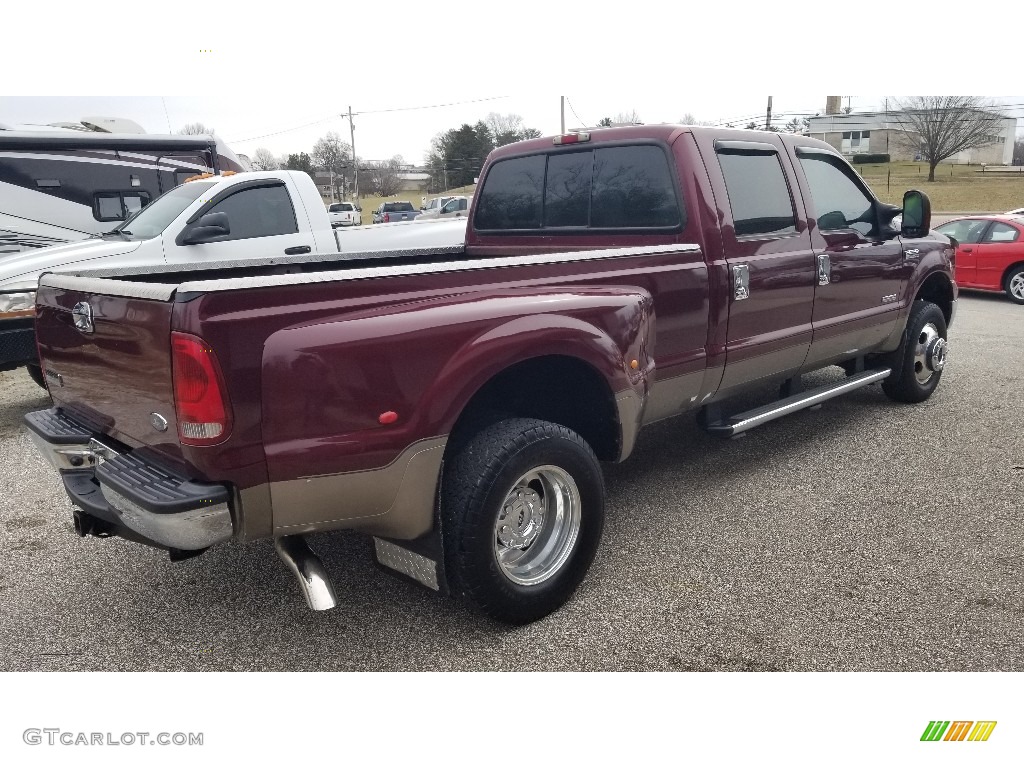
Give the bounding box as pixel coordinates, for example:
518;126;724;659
441;418;605;625
1005;265;1024;305
881;300;948;403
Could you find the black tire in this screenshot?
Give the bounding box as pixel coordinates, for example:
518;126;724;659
881;300;948;403
441;418;605;625
26;363;46;390
1005;265;1024;305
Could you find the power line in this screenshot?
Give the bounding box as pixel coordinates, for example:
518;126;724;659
228;96;509;145
565;97;589;129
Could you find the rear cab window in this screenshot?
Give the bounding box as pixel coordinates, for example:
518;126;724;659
714;146;796;237
474;143;683;232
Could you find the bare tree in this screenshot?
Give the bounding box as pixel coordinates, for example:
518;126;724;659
250;147;279;171
312;131;353;198
679;112;714;126
613;110;642;125
178;122;215;135
366;155;405;197
484;112;541;146
891;97;1006;181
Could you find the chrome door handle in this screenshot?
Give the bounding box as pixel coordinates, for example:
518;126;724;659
817;254;831;285
732;264;750;301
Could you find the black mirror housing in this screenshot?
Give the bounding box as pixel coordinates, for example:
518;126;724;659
180;211;231;245
901;190;931;238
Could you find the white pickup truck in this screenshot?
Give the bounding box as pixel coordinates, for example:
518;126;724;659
0;170;467;386
327;201;361;227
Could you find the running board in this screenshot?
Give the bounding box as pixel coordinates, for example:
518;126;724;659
704;368;891;438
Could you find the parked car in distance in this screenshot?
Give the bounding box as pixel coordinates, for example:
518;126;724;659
327;201;361;227
934;215;1024;304
372;201;419;224
418;195;470;220
1004;208;1024;216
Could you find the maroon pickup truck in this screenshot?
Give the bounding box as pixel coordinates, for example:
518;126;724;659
25;126;957;624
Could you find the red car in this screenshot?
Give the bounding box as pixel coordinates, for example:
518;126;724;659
935;215;1024;304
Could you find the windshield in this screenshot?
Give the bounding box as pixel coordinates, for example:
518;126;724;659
114;181;216;239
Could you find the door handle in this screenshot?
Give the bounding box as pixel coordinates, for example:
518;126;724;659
961;247;973;252
732;264;750;301
817;254;831;285
284;246;312;255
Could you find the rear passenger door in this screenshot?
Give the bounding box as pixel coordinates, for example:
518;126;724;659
792;147;906;369
710;140;817;393
165;181;314;264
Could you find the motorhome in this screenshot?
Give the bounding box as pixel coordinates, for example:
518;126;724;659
0;120;244;254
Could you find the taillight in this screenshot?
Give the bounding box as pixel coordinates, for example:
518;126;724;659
383;213;390;222
171;332;232;446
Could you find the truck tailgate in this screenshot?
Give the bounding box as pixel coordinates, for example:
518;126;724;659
34;275;182;460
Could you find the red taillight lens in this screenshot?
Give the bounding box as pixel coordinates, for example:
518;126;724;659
171;332;232;446
383;213;390;222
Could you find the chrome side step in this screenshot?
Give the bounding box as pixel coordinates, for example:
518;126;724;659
274;535;338;611
704;368;891;438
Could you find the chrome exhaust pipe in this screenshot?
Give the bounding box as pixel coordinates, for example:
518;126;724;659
274;535;338;611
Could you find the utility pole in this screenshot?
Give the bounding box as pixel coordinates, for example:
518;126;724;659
765;96;773;131
560;96;565;134
347;106;358;201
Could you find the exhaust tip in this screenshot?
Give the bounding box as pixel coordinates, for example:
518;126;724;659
274;535;338;611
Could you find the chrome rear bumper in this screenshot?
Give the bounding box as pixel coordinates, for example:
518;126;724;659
25;408;233;551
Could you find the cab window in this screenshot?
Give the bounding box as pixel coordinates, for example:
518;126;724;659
797;154;876;235
935;219;989;245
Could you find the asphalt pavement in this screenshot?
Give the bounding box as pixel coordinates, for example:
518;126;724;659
0;292;1021;671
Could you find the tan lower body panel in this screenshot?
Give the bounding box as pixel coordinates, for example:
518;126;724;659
641;370;706;425
269;436;447;540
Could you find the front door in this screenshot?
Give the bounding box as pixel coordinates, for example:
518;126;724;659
165;181;314;265
935;218;990;286
973;220;1021;291
793;147;907;369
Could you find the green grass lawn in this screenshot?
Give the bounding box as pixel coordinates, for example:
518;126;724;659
854;162;1024;211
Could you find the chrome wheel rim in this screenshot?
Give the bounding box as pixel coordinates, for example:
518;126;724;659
913;322;946;385
1010;273;1024;301
493;465;581;586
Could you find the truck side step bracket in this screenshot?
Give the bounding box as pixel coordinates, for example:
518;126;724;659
704;368;892;438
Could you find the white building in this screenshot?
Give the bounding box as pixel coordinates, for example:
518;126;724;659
807;111;1015;165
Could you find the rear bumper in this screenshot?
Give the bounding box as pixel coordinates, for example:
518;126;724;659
0;320;37;371
25;408;233;551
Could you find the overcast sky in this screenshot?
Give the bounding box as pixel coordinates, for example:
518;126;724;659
4;2;1018;167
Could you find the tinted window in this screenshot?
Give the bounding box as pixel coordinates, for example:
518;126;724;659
798;154;875;235
93;191;151;222
935;219;989;245
206;184;298;240
95;193;124;221
717;152;796;236
475;154;545;230
476;146;680;231
383;202;414;212
984;222;1019;243
544;151;592;227
591;146;679;228
123;193;148;216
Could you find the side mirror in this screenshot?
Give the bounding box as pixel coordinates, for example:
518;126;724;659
181;211;230;245
901;190;931;238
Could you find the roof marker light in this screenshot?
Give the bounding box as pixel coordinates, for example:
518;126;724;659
553;132;590;146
